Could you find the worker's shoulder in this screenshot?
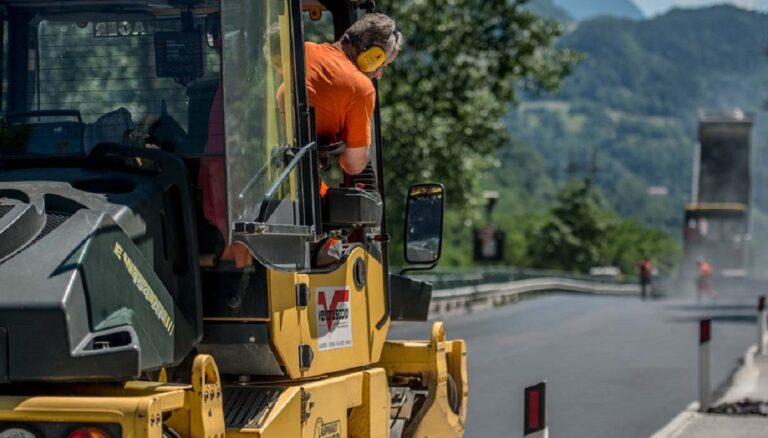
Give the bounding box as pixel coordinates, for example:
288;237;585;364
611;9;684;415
344;69;375;97
304;41;328;55
306;42;374;96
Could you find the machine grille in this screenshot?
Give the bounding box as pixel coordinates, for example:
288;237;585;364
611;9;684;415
222;386;284;429
0;211;71;266
0;205;12;220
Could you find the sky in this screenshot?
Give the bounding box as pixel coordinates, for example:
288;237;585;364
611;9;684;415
634;0;768;15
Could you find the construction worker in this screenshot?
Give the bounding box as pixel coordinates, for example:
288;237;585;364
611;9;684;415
304;12;402;175
199;14;403;266
637;257;653;299
696;257;716;301
303;14;402;267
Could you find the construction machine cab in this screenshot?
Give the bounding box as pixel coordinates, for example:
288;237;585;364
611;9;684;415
0;0;368;267
0;0;441;383
0;2;469;436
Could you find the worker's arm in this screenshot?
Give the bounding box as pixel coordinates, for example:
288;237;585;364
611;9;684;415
340;146;370;175
341;86;376;175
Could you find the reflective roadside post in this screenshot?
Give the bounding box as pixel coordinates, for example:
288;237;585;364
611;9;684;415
699;319;711;412
524;381;547;438
758;296;766;356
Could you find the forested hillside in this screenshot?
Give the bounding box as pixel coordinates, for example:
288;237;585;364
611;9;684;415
553;0;645;20
526;0;645;22
525;0;573;23
499;5;768;271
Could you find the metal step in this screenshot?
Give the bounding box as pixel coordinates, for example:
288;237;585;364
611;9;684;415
222;386;284;429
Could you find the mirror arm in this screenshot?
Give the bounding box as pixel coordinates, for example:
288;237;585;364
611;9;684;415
399;262;438;276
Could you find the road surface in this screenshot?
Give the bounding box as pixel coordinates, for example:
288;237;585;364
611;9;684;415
389;293;758;437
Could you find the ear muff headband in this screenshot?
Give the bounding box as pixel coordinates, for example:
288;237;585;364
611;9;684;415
356;45;387;73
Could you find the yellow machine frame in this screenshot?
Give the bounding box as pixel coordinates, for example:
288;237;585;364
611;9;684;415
0;0;468;436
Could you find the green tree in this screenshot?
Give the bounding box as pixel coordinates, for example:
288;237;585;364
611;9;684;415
525;179;680;274
379;0;581;265
601;219;680;275
526;180;608;271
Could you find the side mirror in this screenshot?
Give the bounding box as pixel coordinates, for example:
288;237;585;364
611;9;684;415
404;183;445;265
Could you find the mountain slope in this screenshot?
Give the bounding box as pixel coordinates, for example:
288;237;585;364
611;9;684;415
558;6;768;115
554;0;645;20
525;0;574;23
504;6;768;234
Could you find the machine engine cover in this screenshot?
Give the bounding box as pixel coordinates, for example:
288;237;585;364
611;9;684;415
0;165;199;382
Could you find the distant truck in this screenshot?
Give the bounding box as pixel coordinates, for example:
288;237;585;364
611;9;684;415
683;110;752;277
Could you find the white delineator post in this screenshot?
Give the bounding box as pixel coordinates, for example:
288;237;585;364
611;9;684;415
699;319;711;412
524;382;548;438
758;296;766;356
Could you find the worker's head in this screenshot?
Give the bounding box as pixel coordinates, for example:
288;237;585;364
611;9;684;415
339;13;403;79
697;256;705;264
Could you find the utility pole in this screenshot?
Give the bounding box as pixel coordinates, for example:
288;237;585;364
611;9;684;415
473;191;504;262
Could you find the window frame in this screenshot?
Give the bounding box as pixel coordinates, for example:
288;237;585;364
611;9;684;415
227;0;320;271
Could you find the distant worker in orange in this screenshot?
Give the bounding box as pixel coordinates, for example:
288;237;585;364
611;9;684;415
696;257;716;301
637;257;653;299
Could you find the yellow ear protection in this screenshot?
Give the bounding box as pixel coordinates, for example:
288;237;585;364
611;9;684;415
355;25;399;73
356;45;387;73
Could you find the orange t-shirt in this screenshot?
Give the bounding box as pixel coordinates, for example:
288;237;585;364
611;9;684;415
304;42;375;148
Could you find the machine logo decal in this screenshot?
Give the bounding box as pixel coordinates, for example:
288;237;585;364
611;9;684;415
114;242;175;335
316;287;352;351
314;418;341;438
94;21;152;38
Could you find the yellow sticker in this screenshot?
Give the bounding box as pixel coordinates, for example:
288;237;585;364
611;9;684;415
314;418;341;438
113;242;174;335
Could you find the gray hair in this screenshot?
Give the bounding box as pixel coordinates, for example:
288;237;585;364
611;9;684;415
340;13;403;58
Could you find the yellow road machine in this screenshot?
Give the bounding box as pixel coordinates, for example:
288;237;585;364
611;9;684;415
0;0;468;436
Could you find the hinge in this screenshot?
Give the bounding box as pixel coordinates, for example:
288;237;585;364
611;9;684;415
299;344;314;370
300;388;314;425
296;283;310;308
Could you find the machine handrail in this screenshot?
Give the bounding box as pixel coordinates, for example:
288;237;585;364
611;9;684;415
255;142;316;224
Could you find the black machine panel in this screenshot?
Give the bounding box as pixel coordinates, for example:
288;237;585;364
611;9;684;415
0;148;201;382
201;265;269;320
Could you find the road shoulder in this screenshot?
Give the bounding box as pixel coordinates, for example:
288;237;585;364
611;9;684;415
652;344;768;437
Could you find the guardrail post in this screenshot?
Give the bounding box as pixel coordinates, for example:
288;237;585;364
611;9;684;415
524;381;548;438
699;319;711;412
758;296;766;356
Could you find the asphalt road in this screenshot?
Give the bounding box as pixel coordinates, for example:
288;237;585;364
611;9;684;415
389;292;759;437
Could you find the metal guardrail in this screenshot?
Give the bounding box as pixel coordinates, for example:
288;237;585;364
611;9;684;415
409;268;641;316
411;267;635;289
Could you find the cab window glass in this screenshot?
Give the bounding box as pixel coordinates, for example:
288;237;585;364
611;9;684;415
221;0;297;233
4;10;220;156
